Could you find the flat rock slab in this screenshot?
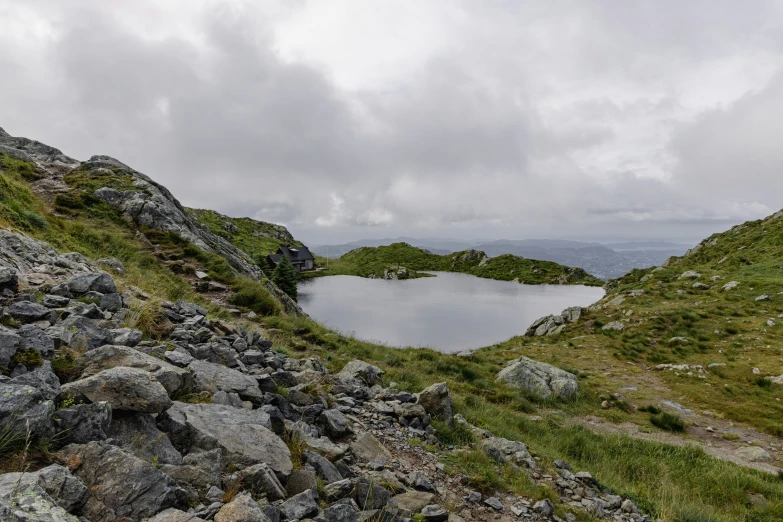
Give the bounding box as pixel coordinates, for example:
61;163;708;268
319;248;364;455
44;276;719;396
158;402;292;477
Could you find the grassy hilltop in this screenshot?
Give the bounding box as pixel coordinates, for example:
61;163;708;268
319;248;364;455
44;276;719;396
4;147;783;521
309;241;603;286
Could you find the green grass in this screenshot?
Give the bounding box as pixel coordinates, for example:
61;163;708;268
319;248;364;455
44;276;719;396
186;208;302;265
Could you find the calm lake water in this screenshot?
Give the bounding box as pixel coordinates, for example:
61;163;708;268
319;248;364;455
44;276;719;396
298;272;604;353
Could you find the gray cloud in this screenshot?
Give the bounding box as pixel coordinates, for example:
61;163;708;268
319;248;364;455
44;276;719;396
1;0;782;245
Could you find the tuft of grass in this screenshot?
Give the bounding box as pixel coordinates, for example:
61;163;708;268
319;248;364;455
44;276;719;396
650;412;686;433
229;277;282;316
10;349;43;370
432;419;476;446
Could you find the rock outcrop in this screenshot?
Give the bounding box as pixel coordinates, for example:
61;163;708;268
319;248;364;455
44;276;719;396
525;306;582;336
497;356;579;399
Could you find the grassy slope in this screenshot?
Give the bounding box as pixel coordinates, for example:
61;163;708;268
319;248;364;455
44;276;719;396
4;153;783;520
186;208;302;264
309;242;603;286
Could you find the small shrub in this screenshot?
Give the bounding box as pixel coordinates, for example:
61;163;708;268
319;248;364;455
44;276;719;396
753;376;772;389
11;349;43;370
650;412;686;432
638;405;661;414
271;256;298;301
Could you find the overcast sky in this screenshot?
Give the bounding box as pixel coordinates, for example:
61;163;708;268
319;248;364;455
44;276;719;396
2;0;783;245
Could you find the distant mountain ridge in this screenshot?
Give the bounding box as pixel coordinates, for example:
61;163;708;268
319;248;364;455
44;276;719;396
311;237;693;279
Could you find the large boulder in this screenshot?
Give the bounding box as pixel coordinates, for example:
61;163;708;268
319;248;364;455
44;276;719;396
0;480;80;522
66;272;117;295
188;360;263;403
334;360;384;386
158;402;292;477
56;315;114;350
54;402;112;444
0;383;54;437
9;361;61;400
0;266;19;292
108;411;183;465
75;345;189;396
60;367;173;413
280;489;319;521
0;464;89;513
496;356;578;400
17;324;55;357
60;441;187;521
416;382;453;423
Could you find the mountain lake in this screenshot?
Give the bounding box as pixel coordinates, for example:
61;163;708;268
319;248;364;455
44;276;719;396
297;271;605;353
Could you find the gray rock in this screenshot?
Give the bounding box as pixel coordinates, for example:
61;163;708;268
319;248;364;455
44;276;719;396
692;282;710;290
161;449;223;492
533;499;554;516
0;464;88;514
280;489;320;520
756;294;773;302
75;345;188;396
354;478;390;510
0;481;80;522
108;411;183;465
60;441;187;522
212;390;247;409
165;348;195;367
189;359;263;403
416;382;453;423
17;324;55;356
66;272;117;295
465;491;481;503
335;360;384;386
192;342;238;367
0;327;21;368
525;306;582;336
0;266;19;292
722;281;740;291
602;321;625;331
320;408;351;439
304;450;343;484
146;508;208;521
54;402;112;444
393;490;436;514
215;491;270;522
9;361;60;400
4;300;54;324
99;292;123;312
57;315;114;350
421;504;448;522
350;432;392;465
233;462;287;501
480;437;532;465
679;271;701;280
158;402;292;476
60;367;173;413
37;298;66;315
0;383;54;438
483;497;504;511
323;502;360;522
324;479;354;501
496;356;578;399
286;469;318;497
109;328;143;347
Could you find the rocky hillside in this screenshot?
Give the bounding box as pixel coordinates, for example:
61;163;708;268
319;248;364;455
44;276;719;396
321;242;602;286
0;232;646;522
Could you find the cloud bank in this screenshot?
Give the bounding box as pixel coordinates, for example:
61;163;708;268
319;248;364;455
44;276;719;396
2;0;782;243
